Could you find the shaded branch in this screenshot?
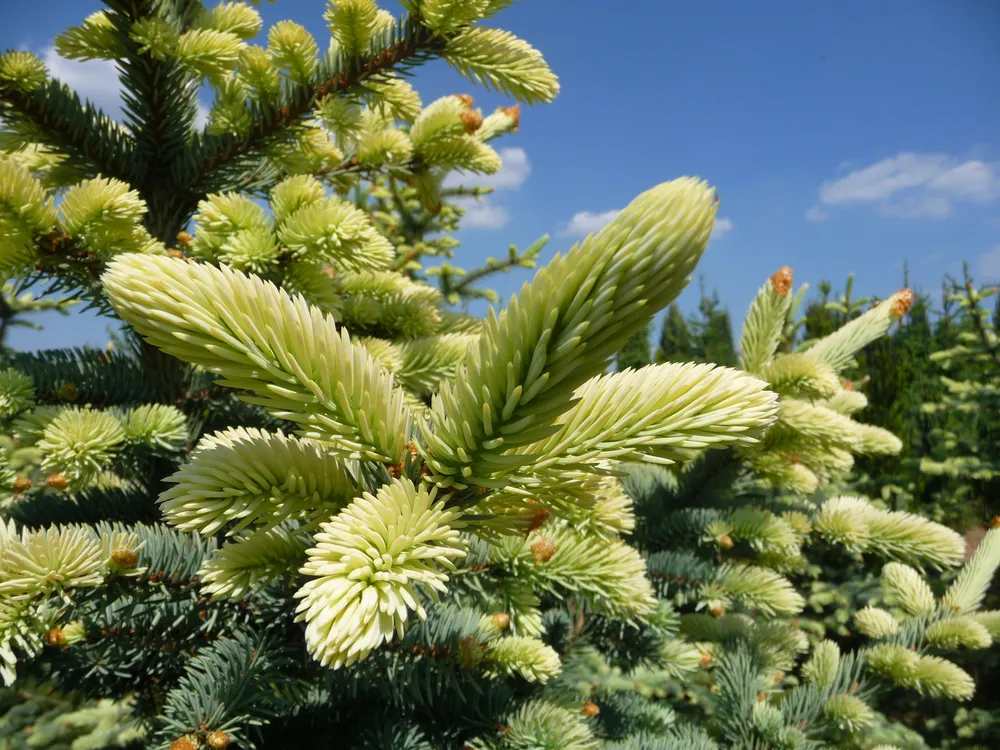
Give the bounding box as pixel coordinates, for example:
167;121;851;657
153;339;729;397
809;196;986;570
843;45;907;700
0;79;140;184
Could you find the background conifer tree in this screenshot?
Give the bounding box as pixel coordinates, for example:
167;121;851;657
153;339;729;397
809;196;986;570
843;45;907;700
656;303;694;364
616;323;652;371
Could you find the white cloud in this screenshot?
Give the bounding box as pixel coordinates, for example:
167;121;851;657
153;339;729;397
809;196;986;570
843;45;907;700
979;244;1000;282
875;194;952;219
460;203;510;229
712;216;733;240
813;152;1000;220
42;47;123;117
442;148;531;230
805;205;829;222
443;147;531;191
563;209;620;237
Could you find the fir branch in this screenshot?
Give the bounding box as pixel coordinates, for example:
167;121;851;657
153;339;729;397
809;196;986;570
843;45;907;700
439;235;548;302
101;0;204;242
0;78;140;185
180;15;448;197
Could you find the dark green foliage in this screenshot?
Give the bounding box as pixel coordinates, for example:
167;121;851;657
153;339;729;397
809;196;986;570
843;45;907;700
0;76;140;184
693;288;737;367
604;725;718;750
653;283;736;366
157;633;296;749
582;611;676;674
591;690;676;740
656;304;694;363
616;323;652;370
8;486;161;527
1;347;156;407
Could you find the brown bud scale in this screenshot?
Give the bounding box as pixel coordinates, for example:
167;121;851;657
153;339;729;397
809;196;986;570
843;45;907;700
45;628;65;646
111;547;139;569
891;288;914;319
206;730;231;749
490;612;511;630
770;266;793;296
525;507;550;534
461;108;483;134
530;536;557;564
502;104;520;129
46;473;69;491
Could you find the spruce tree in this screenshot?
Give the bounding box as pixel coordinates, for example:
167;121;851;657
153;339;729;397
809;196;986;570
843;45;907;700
655;303;693;364
919;266;1000;521
691;281;737;367
1;4;999;749
616;324;652;371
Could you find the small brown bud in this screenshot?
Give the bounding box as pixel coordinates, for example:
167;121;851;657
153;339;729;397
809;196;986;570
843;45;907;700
718;534;734;550
769;266;793;296
490;612;511;630
57;382;78;401
170;739;198;750
46;473;69;491
502;104;520;129
45;628;65;646
709;604;725;618
530;536;557;564
582;701;600;718
757;692;767;703
700;651;713;668
12;476;32;493
525;507;551;534
842;380;855;391
788;455;801;465
460;108;483;134
206;730;231;749
175;231;194;248
990;515;1000;528
454;93;475;108
891;288;914;319
167;248;186;259
457;636;486;668
406;441;420;462
774;671;784;683
110;547;139;569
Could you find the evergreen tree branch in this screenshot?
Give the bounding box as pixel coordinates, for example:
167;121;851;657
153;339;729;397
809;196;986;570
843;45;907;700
180;16;448;198
445;235;547;300
0;79;140;185
101;0;203;242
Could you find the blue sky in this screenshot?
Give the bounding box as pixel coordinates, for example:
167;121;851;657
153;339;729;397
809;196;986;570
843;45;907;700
4;0;999;351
